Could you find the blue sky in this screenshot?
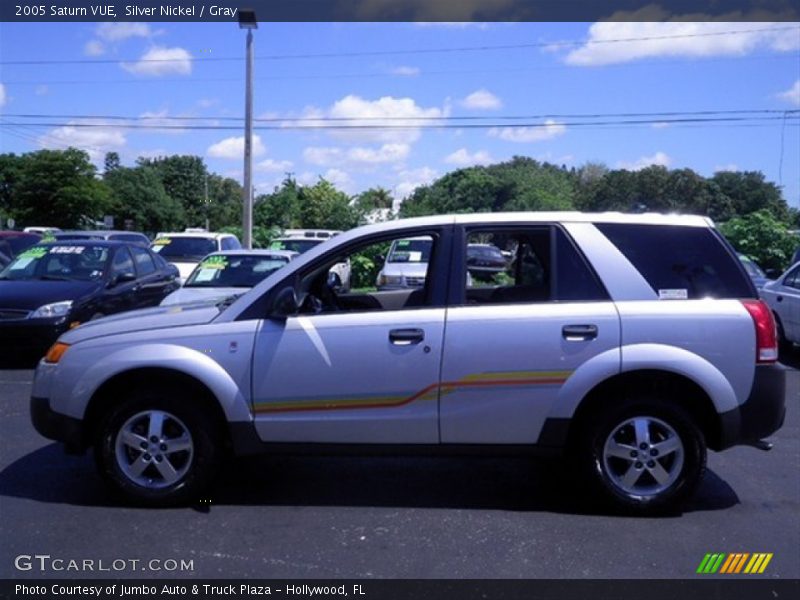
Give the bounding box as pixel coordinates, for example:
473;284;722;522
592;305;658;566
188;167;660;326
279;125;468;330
0;21;798;208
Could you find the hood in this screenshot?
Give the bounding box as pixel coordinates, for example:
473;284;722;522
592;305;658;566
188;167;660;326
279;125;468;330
380;262;428;278
0;279;101;312
60;302;221;345
161;287;245;306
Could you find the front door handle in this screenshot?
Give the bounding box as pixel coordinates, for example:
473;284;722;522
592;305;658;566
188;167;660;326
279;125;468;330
562;324;598;341
389;328;424;345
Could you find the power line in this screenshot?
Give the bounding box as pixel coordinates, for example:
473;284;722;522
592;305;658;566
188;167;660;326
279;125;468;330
1;115;797;131
3;109;798;124
3;53;797;86
1;26;797;66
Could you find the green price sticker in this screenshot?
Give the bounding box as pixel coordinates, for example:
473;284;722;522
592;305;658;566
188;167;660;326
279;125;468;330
19;247;48;259
200;256;228;270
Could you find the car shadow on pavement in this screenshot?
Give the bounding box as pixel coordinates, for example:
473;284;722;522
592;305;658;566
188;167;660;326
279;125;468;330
0;443;740;517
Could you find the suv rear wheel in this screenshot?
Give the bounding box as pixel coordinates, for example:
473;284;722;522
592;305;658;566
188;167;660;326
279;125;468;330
578;398;706;514
94;387;221;506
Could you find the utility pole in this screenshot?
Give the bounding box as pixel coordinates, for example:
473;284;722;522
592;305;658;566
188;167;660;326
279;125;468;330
239;9;257;249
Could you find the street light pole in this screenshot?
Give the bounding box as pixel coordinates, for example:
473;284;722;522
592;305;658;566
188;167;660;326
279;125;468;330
239;10;257;249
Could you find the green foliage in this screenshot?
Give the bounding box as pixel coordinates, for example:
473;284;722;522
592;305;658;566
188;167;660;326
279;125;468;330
350;240;391;290
254;177;302;230
137;155;208;227
205;175;243;231
712;171;789;223
218;225;278;249
719;209;797;272
105;166;184;235
6;148;111;228
355;187;394;211
300;178;362;230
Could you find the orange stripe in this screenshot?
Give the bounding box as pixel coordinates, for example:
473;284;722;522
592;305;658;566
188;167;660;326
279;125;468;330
254;373;569;414
734;553;750;573
720;554;736;574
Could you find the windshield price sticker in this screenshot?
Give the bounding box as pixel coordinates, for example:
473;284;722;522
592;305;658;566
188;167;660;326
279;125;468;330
659;288;689;300
49;246;85;254
153;238;172;246
19;247;48;259
200;257;228;270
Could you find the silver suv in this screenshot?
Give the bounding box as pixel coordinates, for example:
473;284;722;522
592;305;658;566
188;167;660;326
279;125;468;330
30;213;785;513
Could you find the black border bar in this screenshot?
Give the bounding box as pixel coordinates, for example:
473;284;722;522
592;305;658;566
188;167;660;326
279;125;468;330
2;1;799;22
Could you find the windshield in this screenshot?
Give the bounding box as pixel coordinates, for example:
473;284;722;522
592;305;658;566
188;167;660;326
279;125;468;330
387;239;432;263
269;239;322;254
0;244;109;281
739;255;766;279
151;237;217;261
185;254;291;288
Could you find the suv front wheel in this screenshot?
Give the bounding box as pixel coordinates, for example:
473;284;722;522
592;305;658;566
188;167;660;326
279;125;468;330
579;398;706;514
94;388;221;506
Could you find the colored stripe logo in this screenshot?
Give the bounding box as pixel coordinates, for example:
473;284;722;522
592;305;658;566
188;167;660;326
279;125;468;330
253;369;572;414
697;553;773;574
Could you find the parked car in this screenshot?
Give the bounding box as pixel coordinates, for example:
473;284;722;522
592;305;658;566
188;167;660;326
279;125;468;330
375;236;432;289
161;250;297;306
760;262;800;349
466;243;508;280
54;230;150;246
0;240;179;362
270;231;350;291
30;213;784;513
150;231;241;282
23;227;61;235
738;254;773;291
0;231;42;268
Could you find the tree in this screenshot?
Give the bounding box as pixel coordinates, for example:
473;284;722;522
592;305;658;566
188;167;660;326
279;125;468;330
719;209;797;272
712;171;789;222
299;178;362;230
8;148;111;228
205;175;243;230
104;152;120;174
105;166;184;234
254;177;302;230
0;153;23;227
137;155;208;227
355;187;394;211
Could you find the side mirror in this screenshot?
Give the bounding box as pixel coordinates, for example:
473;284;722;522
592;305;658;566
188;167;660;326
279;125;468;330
269;286;299;319
109;272;136;287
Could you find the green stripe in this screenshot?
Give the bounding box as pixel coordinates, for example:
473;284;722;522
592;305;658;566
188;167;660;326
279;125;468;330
709;554;726;573
696;554;713;573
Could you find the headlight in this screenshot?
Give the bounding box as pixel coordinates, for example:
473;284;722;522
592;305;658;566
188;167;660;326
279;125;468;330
378;275;402;286
30;300;73;319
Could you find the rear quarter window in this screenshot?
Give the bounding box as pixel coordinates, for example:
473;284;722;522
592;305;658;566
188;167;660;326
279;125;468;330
596;223;754;299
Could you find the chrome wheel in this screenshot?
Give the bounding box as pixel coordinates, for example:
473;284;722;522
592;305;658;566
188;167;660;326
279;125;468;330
114;410;194;489
602;415;684;498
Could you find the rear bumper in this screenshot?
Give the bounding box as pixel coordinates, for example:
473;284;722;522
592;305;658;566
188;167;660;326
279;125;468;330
718;364;786;450
30;396;86;453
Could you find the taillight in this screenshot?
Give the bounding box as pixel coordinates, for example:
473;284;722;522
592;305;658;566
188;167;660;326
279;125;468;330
741;300;778;364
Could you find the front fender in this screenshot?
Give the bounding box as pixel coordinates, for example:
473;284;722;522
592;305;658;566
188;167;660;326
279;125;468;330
54;343;252;422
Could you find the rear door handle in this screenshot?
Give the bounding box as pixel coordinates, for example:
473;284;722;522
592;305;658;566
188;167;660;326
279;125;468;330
389;328;424;345
562;324;598;341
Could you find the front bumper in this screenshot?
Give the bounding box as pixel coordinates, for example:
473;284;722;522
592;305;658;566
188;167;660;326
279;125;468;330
0;319;68;362
30;396;86;453
718;364;786;450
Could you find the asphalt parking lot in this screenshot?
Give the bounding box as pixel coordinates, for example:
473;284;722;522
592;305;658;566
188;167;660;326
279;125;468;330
0;363;797;580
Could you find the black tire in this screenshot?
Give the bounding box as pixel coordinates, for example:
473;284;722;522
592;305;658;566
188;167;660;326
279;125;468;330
94;386;222;507
575;398;706;515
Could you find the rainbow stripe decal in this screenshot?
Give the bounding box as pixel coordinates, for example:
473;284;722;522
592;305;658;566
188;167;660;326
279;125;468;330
253;370;572;414
697;553;773;574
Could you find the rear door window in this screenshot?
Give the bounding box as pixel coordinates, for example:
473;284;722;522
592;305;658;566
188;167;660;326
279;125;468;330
596;224;753;299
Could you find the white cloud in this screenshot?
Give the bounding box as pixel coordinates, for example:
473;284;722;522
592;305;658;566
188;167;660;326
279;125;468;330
460;89;502;110
444;148;495;166
96;22;152;42
322;168;353;191
38;122;126;161
391;65;421;77
294;95;448;144
304;143;411;168
561;19;800;67
122;46;192;77
0;84;6;108
777;80;800;106
394;167;438;199
488;120;567;143
616;151;672;171
207;135;266;159
84;40;105;56
256;158;294;173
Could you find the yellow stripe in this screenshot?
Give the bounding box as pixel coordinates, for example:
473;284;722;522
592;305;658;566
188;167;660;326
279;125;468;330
734;553;749;573
720;554;736;574
757;554;773;574
261;394;407;411
743;554;759;573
